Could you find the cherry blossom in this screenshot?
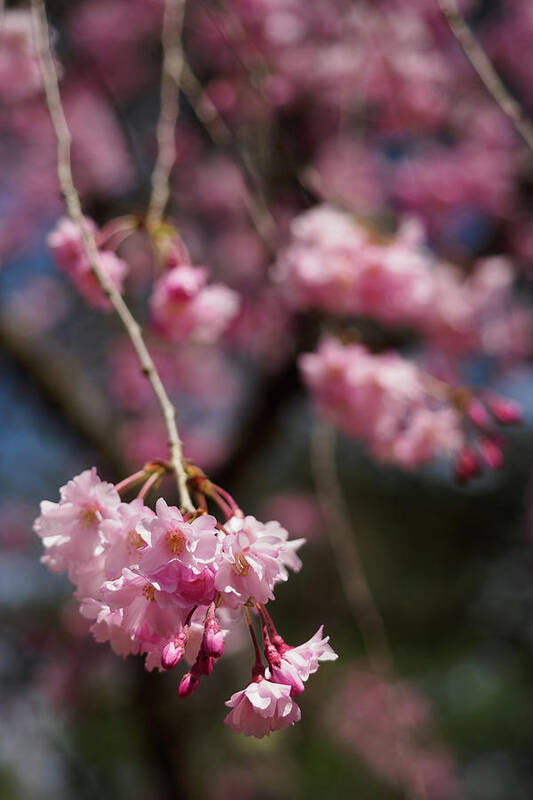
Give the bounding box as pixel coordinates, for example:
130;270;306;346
224;677;301;738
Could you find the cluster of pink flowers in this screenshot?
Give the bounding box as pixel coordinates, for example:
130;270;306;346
300;336;521;481
300;336;464;469
150;263;240;344
47;217;129;310
327;668;462;799
34;466;336;736
275;205;530;359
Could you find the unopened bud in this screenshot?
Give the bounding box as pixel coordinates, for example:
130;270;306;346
467;399;489;428
479;436;504;470
161;630;188;671
203;606;224;659
455;446;481;485
486;396;522;425
178;672;200;698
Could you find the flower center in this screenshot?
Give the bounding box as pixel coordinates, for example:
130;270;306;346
232;551;250;576
142;584;155;602
167;528;186;556
128;529;143;551
80;506;99;527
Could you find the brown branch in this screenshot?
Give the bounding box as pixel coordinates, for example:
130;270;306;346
438;0;533;154
146;0;187;230
30;0;194;512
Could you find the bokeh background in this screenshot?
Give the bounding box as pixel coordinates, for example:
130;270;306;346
3;0;533;798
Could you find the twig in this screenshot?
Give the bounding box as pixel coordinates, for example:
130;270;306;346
31;0;194;512
181;60;277;252
310;421;394;675
146;0;186;230
437;0;533;154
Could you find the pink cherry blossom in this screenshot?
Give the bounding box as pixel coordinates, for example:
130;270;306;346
215;515;304;606
278;625;338;682
47;217;129;310
100;498;155;579
33;467;120;582
136;499;220;608
150;265;240;342
224;677;301;738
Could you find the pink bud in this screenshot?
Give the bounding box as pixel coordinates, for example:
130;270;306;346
479;437;504;470
178;672;200;698
203;607;224;659
195;651;214;676
486;396;522;425
161;630;188;671
455;446;481;485
467;399;489;428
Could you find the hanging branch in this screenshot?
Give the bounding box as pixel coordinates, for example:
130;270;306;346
438;0;533;154
310;422;394;675
30;0;194;512
146;0;187;230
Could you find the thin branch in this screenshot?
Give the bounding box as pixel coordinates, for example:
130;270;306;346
146;0;186;230
438;0;533;154
311;422;427;800
181;59;277;252
310;421;394;675
31;0;194;512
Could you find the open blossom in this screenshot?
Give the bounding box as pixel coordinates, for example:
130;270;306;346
277;625;338;682
47;217;129;310
34;466;332;732
150;265;240;343
136;499;220;608
33;468;120;582
224;677;301;738
215;515;304;605
100;498;154;579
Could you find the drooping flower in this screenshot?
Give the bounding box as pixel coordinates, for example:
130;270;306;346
277;625;338;682
224;677;301;738
33;467;120;582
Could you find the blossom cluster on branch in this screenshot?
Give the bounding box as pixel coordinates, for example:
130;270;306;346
33;465;336;737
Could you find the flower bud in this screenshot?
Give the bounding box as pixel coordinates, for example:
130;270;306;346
486;396;522;425
455;446;481;485
479;436;504;470
467;399;489;428
161;630;188;671
203;605;224;659
178;672;200;698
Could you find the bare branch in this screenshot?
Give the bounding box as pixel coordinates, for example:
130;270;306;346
438;0;533;154
310;421;393;675
31;0;194;512
146;0;187;230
